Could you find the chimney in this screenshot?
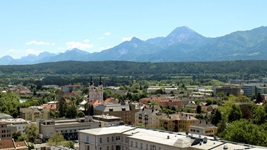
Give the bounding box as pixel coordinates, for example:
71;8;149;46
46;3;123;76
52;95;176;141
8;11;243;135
167;135;170;139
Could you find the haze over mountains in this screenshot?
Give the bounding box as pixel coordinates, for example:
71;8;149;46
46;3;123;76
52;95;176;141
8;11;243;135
1;26;267;65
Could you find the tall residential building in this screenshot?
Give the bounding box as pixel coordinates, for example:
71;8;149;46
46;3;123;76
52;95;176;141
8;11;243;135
159;113;198;133
20;106;50;121
213;85;241;96
88;77;103;103
135;107;166;128
94;104;135;125
0;122;16;139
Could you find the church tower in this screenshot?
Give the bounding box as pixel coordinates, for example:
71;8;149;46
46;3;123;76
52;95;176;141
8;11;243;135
89;76;94;102
98;76;104;102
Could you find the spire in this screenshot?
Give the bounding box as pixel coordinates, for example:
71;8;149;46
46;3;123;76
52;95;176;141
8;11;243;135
99;76;102;85
90;76;93;86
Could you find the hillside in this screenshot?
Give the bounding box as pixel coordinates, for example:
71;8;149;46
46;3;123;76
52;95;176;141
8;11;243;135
1;26;267;65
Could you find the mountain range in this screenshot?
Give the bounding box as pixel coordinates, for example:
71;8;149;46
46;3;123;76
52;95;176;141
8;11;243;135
1;26;267;65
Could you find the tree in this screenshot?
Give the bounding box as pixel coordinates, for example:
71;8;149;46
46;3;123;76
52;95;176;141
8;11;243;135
47;132;66;146
252;105;267;125
66;105;77;118
224;119;267;146
256;93;263;103
62;141;75;149
77;110;85;117
228;104;242;122
25;123;38;143
196;105;202;114
210;109;222;125
58;98;67;117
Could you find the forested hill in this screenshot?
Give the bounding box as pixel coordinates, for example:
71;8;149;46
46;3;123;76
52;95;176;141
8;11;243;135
0;60;266;76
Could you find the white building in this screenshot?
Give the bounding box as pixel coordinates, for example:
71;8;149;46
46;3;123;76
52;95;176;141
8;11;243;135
78;126;261;150
0;118;30;134
88;77;104;103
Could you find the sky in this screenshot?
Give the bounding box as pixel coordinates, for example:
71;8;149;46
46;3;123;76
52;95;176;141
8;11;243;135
0;0;266;59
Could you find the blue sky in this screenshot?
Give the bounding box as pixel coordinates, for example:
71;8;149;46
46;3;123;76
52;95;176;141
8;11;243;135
0;0;266;58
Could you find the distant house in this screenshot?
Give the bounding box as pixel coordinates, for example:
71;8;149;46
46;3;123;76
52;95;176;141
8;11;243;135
213;85;241;96
206;105;219;112
0;139;28;150
61;84;84;93
140;96;184;109
20;106;50;121
159;113;198;132
190;119;217;136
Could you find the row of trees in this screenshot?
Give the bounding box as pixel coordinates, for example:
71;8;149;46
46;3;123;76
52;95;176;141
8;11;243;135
209;94;267;146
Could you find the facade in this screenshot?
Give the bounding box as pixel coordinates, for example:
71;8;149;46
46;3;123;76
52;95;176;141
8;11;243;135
61;84;84;93
94;104;135;125
0;122;16;139
189;120;217;136
38;116;100;140
92;115;124;127
79;126;255;150
78;126;192;150
88;77;104;103
0;118;30;134
135;107;165;128
20;106;50;121
140;96;184;109
159;113;198;132
213;85;241;96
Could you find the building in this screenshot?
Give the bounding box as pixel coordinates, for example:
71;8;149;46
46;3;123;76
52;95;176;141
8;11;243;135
135;107;165;128
61;84;84;93
0;139;28;150
0;118;30;134
0;113;13;119
159;113;198;132
38;116;100;140
189;120;217;136
20;106;50;121
92;115;124;127
0;122;16;139
88;77;104;103
213;85;241;96
94;104;135;125
78;126;257;150
140;96;184;109
79;126;192;150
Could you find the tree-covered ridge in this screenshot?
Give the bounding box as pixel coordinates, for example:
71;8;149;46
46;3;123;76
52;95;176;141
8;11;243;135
0;60;267;75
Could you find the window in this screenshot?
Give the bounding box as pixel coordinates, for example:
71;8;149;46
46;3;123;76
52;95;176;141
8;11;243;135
131;141;133;147
86;136;89;141
107;146;109;150
100;138;102;143
107;137;109;142
135;142;138;148
109;109;113;112
141;143;143;149
112;136;114;142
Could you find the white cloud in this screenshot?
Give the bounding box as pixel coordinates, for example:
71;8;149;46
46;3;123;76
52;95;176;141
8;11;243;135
65;41;93;50
26;40;52;45
83;39;90;43
104;32;111;36
26;49;43;55
122;36;133;41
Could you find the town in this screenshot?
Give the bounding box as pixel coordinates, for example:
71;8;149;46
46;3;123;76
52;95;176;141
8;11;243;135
1;76;267;150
